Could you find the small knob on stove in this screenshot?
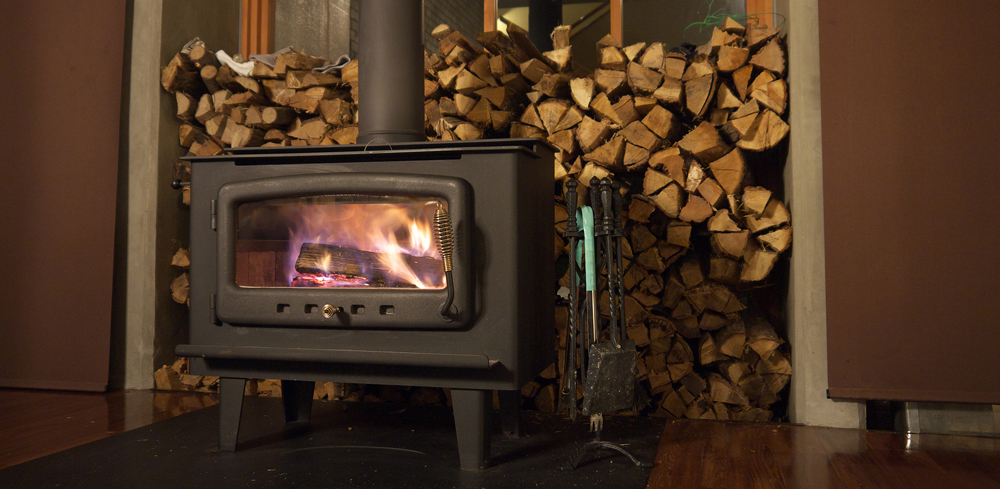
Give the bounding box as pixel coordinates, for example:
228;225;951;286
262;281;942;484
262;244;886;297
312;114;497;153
322;304;341;318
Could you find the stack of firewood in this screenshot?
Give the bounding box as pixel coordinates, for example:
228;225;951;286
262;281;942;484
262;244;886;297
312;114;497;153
422;19;791;422
153;357;452;406
160;41;361;202
160;18;791;421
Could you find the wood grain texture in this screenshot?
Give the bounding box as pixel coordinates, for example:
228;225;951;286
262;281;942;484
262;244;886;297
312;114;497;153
0;389;217;470
647;419;1000;489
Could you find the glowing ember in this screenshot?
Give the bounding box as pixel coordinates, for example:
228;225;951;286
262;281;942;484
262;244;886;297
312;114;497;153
291;274;374;288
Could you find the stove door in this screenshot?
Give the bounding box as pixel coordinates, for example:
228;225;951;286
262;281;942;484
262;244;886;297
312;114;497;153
214;173;473;329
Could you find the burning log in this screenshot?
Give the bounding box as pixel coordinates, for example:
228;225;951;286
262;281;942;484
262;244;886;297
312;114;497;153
293;242;443;287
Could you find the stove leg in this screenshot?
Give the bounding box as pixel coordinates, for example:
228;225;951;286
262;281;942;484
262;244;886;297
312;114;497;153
219;377;247;451
451;388;491;470
498;389;521;437
281;380;315;423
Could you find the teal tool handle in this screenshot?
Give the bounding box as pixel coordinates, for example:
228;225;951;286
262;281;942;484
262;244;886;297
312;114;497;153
577;206;597;292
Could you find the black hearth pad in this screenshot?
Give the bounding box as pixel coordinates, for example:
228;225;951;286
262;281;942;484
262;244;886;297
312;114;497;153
0;397;664;488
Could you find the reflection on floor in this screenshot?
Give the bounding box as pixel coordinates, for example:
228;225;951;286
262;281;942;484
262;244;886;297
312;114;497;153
0;388;216;470
1;389;999;489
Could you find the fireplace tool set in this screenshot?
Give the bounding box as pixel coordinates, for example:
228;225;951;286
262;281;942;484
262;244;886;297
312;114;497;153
560;178;650;469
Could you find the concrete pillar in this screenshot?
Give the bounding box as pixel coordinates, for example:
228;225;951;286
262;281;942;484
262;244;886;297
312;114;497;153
125;0;239;389
125;0;163;390
780;0;865;428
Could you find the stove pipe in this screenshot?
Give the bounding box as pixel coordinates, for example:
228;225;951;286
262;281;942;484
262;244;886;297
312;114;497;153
357;0;426;144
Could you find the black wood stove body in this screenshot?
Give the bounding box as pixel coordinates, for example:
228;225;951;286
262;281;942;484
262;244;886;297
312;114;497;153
177;139;554;469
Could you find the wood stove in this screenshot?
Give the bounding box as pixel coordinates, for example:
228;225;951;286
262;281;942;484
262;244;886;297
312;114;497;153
176;1;554;469
177;138;555;470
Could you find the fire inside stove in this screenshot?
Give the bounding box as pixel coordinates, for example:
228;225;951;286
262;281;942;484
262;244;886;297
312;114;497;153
235;194;446;289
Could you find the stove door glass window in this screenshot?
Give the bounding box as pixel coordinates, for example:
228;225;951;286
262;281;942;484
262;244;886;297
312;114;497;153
235;195;446;289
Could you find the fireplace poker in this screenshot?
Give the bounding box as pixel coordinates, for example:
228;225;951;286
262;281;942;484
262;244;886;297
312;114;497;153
599;179;621;350
613;181;650;411
560;181;582;419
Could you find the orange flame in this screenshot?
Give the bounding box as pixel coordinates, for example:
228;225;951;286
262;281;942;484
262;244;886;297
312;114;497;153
284;198;444;288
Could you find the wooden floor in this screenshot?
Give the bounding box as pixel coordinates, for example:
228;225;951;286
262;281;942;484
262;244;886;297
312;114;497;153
2;388;998;488
647;418;1000;489
0;388;217;470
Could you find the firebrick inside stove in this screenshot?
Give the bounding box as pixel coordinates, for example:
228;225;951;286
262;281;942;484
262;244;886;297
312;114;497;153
177;139;555;470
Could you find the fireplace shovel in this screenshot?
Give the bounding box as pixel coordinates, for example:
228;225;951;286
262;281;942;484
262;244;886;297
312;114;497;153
580;179;637;419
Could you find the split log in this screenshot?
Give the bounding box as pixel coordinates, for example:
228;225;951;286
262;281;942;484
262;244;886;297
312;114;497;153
175;92;197;121
653;77;683;106
711;229;749;259
708;209;741;232
708;148;746;195
717;46;749;73
621;121;660;151
286;70;340;89
160;53;202;94
732;64;754;101
597;35;628;70
679;122;730;163
612;96;640;126
759;227;792;253
575;116;612;153
594;69;629;98
685;72;717;119
551;25;571;50
746;316;782;359
746;25;779;50
642;105;682;142
477;30;530;64
431;24;454;41
287;117;331;140
750;79;788;115
590;92;620;125
570;77;595;110
708;373;749;406
520;58;554;84
170;273;190;305
584;135;626;172
740;241;779;282
746;197;791;233
468;54;499;86
274;52;327;74
543;47;573;72
178;123;202;148
293;242;441;284
627;62;663;94
715;318;746;358
742;186;772;216
678;195;713;223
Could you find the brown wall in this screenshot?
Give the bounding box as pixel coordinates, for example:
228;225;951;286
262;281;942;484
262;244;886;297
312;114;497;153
820;0;1000;403
0;0;127;390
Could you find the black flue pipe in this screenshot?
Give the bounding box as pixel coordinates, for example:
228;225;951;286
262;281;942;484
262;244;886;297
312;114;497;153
357;0;426;144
